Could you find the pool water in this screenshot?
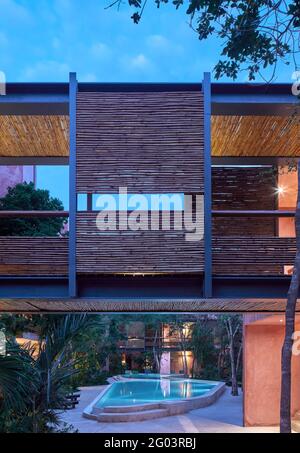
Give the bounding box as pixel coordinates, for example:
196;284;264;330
96;379;216;408
124;373;164;379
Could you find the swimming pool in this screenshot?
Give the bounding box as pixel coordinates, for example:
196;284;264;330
83;377;226;422
123;373;162;380
96;379;217;407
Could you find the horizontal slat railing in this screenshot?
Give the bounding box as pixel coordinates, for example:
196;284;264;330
0;209;69;276
212;236;296;276
76;211;204;274
212;210;295;217
0;211;69;218
0;236;69;276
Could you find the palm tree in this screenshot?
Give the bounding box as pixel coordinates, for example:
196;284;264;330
0;342;34;413
0;314;98;433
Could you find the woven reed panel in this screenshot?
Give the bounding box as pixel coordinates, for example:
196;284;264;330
0;116;69;157
0;237;68;276
76;91;204;193
212;115;300;157
212;166;276;236
212;236;296;276
2;298;300;313
76;212;204;274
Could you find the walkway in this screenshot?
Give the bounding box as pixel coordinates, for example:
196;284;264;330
59;385;279;433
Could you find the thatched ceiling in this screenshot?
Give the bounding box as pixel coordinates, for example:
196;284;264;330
0;115;69;157
0;298;299;313
0;113;299;159
212;115;300;157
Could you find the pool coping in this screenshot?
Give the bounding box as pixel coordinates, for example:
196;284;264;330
82;378;226;422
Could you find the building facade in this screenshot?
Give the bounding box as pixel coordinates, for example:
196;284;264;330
0;73;300;426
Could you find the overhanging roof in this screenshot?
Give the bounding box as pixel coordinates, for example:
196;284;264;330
0;81;298;161
211;82;297;115
0;298;299;313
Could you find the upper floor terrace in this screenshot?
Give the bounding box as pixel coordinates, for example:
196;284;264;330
0;73;300;312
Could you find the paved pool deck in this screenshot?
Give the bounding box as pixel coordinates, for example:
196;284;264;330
59;385;279;433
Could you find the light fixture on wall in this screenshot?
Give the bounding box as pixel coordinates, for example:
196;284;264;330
275;185;286;195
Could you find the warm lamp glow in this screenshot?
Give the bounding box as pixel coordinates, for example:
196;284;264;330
275;185;285;195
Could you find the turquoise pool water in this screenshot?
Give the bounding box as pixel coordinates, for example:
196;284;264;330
96;379;216;407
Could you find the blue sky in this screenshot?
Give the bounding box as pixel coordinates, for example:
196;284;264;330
0;0;294;84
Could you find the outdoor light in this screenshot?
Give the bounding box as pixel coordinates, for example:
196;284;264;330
275;185;285;195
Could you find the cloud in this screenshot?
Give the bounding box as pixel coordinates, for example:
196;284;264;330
0;32;8;46
80;72;98;82
90;42;111;59
126;53;152;71
146;34;183;55
0;0;32;23
146;34;169;49
20;60;70;82
52;37;61;50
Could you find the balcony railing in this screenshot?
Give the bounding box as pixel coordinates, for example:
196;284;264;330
0;209;297;278
212;210;296;276
0;211;69;277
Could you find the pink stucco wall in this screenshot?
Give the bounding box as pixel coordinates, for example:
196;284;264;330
244;323;300;426
278;165;297;237
0;165;35;197
160;352;171;374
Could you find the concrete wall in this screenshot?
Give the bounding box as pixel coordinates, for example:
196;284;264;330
160;352;171;374
0;165;35;197
244;323;300;426
278;165;297;238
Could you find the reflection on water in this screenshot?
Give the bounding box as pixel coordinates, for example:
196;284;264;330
96;378;216;407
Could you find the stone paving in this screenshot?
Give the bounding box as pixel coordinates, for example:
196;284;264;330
59;385;279;433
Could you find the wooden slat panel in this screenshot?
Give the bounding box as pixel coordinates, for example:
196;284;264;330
76;212;204;274
1;298;300;313
0;116;69;157
76;91;204;193
0;237;68;276
0;299;39;312
212;115;300;157
212;236;296;275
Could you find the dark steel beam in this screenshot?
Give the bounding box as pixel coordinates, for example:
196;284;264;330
212;210;295;217
68;72;77;297
0;210;69;218
0;157;69;165
203;72;212;297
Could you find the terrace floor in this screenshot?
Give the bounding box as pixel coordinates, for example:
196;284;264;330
59;385;279;433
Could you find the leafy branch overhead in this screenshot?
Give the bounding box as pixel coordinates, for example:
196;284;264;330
108;1;300;80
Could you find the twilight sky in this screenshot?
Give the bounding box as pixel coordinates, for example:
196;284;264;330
0;0;294;84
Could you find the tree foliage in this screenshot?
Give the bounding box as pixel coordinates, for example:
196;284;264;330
0;315;98;433
108;0;300;80
0;182;66;236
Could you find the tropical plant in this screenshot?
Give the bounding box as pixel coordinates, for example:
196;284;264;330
0;342;33;414
0;182;66;236
190;316;218;379
0;314;97;432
